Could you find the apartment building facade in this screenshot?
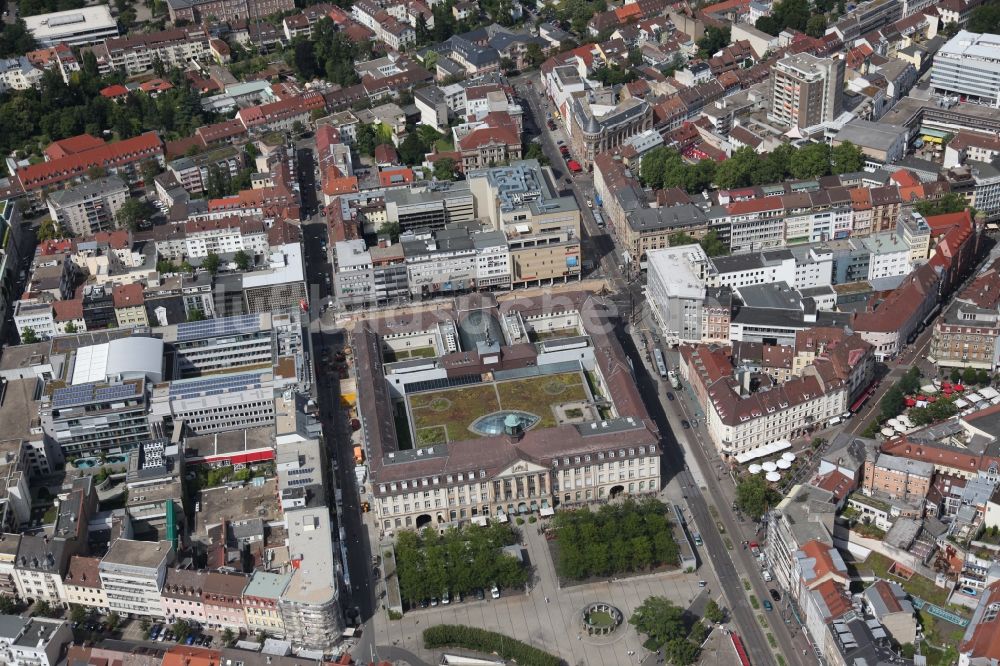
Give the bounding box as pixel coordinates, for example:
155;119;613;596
930;258;1000;370
242;571;289;636
46;176;129;237
92;27;212;75
768;53;846;129
98;539;173;618
62;556;108;612
862;453;934;500
202;572;248;631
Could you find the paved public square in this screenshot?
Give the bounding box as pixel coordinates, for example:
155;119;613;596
374;509;713;666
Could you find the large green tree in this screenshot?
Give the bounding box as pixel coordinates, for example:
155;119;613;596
433;157;457;181
805;15;828;37
115;198;152;231
914;192;969;217
789;142;832;179
831;141;865;174
715;146;759;189
0;20;36;58
201;253;221;275
735;475;780;520
640;147;716;194
630;596;686;649
665;638;700;665
969;1;1000;33
756;0;811;35
704;599;724;624
697;26;730;58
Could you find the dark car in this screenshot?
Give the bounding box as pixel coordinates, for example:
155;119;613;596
681;420;690;429
763;600;773;612
475;588;485;600
667;392;674;401
419;599;430;608
770;589;781;602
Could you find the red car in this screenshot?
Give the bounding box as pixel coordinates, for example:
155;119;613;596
567;160;582;173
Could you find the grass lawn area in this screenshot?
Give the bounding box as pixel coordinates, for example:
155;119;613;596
863;552;950;607
529;327;579;341
404;372;591;444
919;640;959;666
42;505;58;524
408;384;500;444
918;609;966;646
495;372;589;429
586;610;617;627
383;346;437;362
435;137;454;152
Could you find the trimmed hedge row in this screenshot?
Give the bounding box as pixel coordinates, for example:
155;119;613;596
423;624;563;666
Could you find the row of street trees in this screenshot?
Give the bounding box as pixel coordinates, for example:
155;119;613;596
639;143;866;195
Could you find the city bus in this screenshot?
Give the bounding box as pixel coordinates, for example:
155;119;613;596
654;348;668;379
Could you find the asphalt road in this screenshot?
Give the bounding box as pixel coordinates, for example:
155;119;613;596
613;325;782;666
515;73;627;287
511;71;791;665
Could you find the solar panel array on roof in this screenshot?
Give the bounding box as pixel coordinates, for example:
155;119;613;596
168;371;268;400
52;380;141;409
404;374;481;394
52;383;96;408
175;313;262;342
94;382;140;403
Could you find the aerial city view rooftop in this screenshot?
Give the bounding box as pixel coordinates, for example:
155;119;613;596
5;0;1000;664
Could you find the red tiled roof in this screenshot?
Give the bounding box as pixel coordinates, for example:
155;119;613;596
45;134;106;160
457;125;520;151
959;257;1000;309
869;580;906;614
813;469;855;501
800;540;846;584
853;263;940;333
324;173;360;196
53;299;83;322
18;132;164;191
89;230;131;250
379;167;415;187
113;283;145;309
812;579;852;620
100;84;129;98
615;2;643;21
196;119;247;145
881;435;983;473
374;143;399;164
162;646;222;666
727;196;784;215
849;188;872;209
139;78;173;93
890;169;920;188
